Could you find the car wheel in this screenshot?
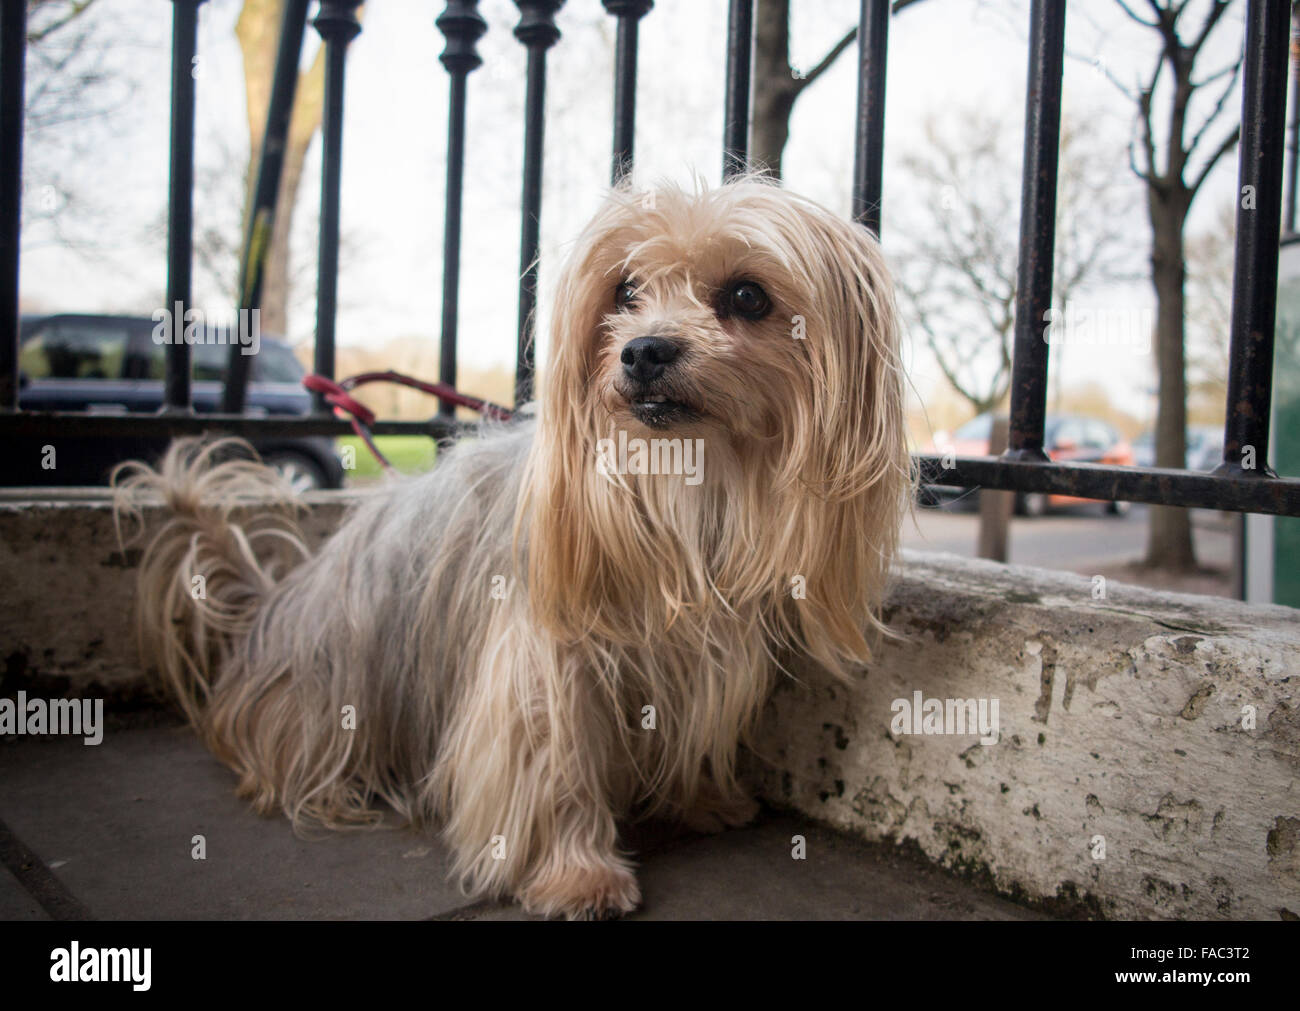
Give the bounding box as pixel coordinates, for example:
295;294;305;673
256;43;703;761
1107;499;1131;517
262;452;327;493
1019;492;1049;518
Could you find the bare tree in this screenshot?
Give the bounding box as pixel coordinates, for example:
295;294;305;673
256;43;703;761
22;0;133;249
24;0;107;129
1102;0;1244;571
891;108;1139;415
1184;201;1235;421
235;0;329;336
751;0;924;179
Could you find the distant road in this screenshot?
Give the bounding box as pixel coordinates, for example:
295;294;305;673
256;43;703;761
902;503;1233;573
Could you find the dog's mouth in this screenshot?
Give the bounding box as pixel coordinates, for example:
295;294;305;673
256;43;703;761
625;391;699;428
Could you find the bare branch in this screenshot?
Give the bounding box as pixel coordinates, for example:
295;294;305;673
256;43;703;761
1186;55;1242;160
793;26;857;94
1189;124;1240;197
794;0;927;94
1135;61;1164;188
1126;122;1157;184
1191;59;1240;89
26;0;98;45
1145;0;1182;55
1064;41;1139;100
1115;0;1159;28
1189;0;1233;58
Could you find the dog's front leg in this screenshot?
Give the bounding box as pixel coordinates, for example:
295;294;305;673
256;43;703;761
438;628;640;920
678;770;761;835
513;789;640;921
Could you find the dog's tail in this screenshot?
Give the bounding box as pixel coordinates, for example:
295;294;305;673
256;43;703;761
112;438;311;730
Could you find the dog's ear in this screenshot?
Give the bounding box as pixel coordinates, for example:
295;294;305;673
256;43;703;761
768;210;911;676
517;201;624;644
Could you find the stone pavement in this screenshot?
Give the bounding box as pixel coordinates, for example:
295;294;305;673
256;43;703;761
0;718;1043;921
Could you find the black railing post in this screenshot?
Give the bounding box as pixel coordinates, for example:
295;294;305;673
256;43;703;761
222;0;310;415
1284;6;1299;236
852;0;889;235
1005;0;1065;462
436;0;487;417
513;0;563;407
604;0;652;185
1219;0;1290;478
0;0;26;412
311;0;363;414
163;0;205;413
722;0;754;180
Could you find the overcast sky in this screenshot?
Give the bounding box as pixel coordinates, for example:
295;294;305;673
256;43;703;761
18;0;1252;423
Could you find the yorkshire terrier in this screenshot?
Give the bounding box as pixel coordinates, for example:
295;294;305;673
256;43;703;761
114;176;910;919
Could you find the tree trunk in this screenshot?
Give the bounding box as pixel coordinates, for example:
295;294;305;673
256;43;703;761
236;0;326;338
752;0;797;178
258;133;307;337
1144;188;1197;571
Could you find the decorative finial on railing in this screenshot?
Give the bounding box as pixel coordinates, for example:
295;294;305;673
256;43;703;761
314;0;363;44
513;0;563;50
310;0;364;413
601;1;652;18
435;1;488;416
511;0;565;406
437;0;488;76
602;1;653;185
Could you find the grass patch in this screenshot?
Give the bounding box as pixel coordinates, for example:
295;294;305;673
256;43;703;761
338;435;438;483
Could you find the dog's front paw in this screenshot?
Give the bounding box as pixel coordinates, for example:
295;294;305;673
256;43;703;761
681;793;760;834
519;861;642;921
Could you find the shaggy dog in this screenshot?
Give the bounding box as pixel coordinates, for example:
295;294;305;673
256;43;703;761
115;177;909;919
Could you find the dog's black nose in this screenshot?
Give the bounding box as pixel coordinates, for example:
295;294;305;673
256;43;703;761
621;336;680;383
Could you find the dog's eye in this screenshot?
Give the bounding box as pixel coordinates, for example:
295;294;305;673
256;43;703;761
725;281;771;320
614;281;639;311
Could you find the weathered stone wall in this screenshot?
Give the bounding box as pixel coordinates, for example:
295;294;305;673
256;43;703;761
0;489;359;697
2;491;1297;918
746;551;1300;920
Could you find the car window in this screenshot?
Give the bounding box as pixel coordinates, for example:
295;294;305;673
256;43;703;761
252;341;305;383
19;318;129;380
109;319;304;388
126;333;276;384
192;341;230;382
1052;419;1085;448
124;331;229;381
954;414;992;441
1083;421;1113;450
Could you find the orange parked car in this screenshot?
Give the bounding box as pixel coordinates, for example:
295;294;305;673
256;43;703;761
922;413;1135;516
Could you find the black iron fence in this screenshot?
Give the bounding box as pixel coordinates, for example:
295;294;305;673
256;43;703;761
0;0;1298;517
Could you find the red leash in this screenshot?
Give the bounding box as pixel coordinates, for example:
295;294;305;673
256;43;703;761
303;371;514;472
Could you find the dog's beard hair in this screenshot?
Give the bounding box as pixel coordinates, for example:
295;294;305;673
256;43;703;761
113;175;911;919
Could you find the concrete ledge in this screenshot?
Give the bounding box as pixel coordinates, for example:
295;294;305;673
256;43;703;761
2;491;1297;919
0;488;361;696
747;550;1300;920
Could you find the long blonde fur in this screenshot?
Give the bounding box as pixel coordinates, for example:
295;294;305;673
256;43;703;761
115;176;909;919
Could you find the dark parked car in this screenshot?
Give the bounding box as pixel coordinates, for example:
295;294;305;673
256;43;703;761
10;313;344;489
